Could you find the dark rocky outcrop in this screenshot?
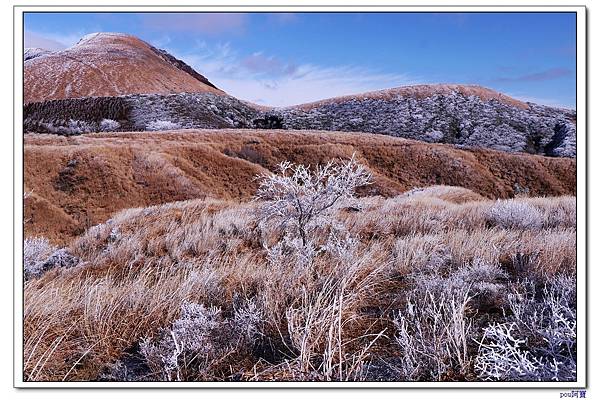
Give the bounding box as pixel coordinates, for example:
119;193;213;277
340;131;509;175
252;114;284;129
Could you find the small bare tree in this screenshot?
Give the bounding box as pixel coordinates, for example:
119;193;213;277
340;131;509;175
256;154;372;247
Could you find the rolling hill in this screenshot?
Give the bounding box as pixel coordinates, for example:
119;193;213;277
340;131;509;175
24;32;223;104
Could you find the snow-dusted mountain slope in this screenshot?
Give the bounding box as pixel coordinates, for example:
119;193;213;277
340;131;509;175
24;92;259;134
274;85;577;157
24;32;223;104
24;48;53;62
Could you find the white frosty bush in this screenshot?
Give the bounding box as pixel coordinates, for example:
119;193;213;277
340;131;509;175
256;154;372;248
424;130;444;142
23;237;57;279
392;259;509;381
474;322;544;380
39;119;96;135
100;119;121;132
140;302;225;381
24;240;79;280
394;287;472;381
486;199;543;230
140;299;262;381
475;275;576;381
145;120;181;131
256;154;371;271
233;298;263;343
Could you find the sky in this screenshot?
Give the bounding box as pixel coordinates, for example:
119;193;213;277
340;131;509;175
24;12;577;108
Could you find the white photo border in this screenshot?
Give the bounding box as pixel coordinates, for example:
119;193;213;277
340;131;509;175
13;2;587;389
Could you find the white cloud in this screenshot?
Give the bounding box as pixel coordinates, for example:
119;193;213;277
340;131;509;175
170;43;419;107
24;31;66;51
24;30;87;50
508;92;575;109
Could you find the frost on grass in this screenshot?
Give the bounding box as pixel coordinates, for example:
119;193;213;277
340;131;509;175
391;260;507;381
100;118;121;131
486;199;543;230
140;299;262;381
475;275;576;381
24;237;80;280
394;289;472;381
145;120;181;131
37;119;96;136
23;237;57;280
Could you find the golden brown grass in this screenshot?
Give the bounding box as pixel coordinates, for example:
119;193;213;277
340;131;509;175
23;188;576;382
24;129;575;245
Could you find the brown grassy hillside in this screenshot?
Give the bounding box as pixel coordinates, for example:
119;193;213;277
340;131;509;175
24;32;223;104
290;84;530;111
24;129;575;245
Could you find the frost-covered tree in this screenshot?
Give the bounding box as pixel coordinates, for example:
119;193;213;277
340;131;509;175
256;154;372;248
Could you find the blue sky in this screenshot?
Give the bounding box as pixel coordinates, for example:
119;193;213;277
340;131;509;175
24;12;577;108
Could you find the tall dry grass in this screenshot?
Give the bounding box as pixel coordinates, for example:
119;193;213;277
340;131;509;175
23;187;576;381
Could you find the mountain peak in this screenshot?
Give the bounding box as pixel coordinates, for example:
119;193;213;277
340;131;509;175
24;32;222;103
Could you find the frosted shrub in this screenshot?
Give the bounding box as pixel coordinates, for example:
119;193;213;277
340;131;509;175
141;302;225;381
100;118;121;132
256;154;371;252
410;258;507;302
141;300;262;381
424;130;444;142
392;259;509;380
486;199;543;230
321;223;360;264
145;120;181;131
233;298;263;343
39;119;95;135
23;237;57;280
394;288;472;381
452;259;508;299
474;322;543;380
475;275;576;381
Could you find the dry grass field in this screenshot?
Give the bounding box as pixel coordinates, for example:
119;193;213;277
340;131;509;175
24;168;576;381
24;129;575;245
21;24;579;385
